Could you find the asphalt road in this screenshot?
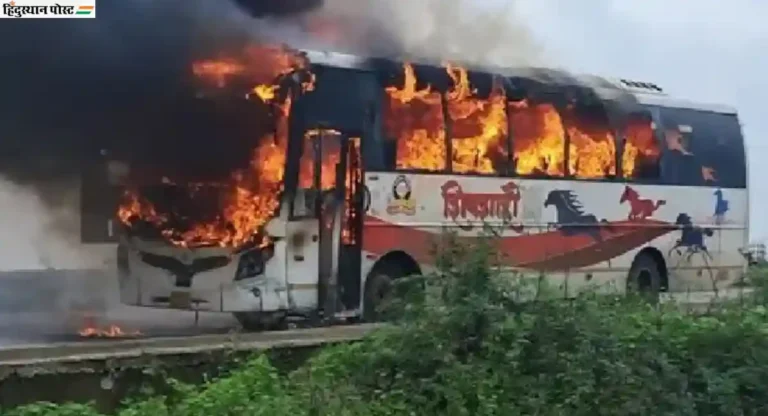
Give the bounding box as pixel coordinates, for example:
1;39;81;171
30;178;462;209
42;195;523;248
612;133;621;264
0;268;238;346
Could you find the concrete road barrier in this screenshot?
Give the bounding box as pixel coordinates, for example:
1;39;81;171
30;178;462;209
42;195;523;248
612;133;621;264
0;324;381;412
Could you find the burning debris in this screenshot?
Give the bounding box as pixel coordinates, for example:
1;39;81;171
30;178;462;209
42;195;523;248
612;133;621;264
78;315;142;339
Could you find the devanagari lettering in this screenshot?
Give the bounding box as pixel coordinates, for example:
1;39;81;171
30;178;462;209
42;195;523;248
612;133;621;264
20;5;47;14
49;3;74;14
2;3;22;17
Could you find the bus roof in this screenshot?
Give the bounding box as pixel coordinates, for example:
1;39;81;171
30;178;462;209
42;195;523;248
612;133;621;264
300;49;738;116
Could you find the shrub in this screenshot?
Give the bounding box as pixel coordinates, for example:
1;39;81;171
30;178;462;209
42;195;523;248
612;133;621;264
7;235;768;416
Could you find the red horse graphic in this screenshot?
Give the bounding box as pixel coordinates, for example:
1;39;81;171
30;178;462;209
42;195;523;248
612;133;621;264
619;186;666;220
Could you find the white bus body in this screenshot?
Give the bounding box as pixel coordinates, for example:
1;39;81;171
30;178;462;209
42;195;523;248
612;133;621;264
112;50;749;328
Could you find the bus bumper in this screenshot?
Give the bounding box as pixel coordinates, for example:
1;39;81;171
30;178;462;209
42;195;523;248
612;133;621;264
117;243;286;313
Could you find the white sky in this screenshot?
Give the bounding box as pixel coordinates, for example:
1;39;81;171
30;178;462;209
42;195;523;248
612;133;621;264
504;0;768;241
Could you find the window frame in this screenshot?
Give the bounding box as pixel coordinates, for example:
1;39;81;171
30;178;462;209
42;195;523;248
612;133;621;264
614;107;665;184
558;98;621;181
649;104;747;189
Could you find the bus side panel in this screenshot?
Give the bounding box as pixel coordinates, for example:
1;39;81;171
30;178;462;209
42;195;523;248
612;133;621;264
362;172;748;296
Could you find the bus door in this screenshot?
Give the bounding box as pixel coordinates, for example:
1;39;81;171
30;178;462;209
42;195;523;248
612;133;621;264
292;128;364;317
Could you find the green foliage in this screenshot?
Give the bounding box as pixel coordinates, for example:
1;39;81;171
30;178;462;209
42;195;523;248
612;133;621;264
8;236;768;416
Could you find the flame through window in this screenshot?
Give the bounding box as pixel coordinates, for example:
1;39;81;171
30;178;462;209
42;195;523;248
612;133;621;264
115;47;716;251
382;63;654;179
117;45;314;249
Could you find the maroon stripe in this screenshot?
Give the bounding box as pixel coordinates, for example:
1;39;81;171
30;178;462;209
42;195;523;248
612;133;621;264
362;216;675;270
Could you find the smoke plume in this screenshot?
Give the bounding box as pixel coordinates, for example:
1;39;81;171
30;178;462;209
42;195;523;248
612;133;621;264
303;0;542;66
231;0;542;66
0;0;540;267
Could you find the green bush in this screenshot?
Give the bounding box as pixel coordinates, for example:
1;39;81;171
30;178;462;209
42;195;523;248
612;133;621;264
8;236;768;416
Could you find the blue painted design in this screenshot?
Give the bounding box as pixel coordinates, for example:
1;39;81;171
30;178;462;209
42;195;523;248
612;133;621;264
544;190;611;242
669;213;714;262
713;189;729;225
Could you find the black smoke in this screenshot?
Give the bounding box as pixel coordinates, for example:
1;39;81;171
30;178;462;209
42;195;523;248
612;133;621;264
0;0;350;187
230;0;324;17
0;2;245;183
0;0;406;190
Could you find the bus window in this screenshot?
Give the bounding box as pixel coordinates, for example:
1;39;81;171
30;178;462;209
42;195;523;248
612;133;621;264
655;106;746;188
561;102;616;179
297;129;341;191
383;64;447;172
509;100;566;177
621;112;661;180
445;68;509;175
293;129;342;218
301;66;377;134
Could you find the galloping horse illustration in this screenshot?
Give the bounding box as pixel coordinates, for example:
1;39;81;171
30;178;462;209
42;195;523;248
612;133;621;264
669;213;714;262
713;189;729;225
544;190;611;242
619;186;665;220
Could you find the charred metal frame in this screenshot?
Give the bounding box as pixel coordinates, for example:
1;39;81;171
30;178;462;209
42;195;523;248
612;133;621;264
309;57;655;183
440;92;454;173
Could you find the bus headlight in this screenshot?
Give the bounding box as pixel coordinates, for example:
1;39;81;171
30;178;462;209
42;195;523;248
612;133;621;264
234;245;274;281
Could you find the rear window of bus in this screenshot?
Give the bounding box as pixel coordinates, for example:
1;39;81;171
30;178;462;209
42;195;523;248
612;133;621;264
654;106;746;189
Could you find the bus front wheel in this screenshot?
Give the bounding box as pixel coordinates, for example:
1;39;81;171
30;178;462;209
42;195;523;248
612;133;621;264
234;311;286;332
363;269;397;322
627;253;662;303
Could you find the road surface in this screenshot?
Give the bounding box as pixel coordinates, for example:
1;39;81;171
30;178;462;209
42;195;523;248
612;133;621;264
0;268;238;346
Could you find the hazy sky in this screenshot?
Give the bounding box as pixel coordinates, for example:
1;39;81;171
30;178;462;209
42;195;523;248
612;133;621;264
508;0;767;241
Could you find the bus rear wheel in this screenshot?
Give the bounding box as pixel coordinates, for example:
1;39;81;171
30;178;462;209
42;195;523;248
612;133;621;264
627;253;662;304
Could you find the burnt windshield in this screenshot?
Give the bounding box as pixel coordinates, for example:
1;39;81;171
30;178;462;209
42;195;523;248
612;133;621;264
299;65;377;133
652;106;746;188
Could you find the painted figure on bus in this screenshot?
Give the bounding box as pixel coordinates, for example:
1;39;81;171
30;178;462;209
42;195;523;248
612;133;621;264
544;190;610;242
669;212;714;262
619;185;666;220
713;189;729;225
386;175;417;216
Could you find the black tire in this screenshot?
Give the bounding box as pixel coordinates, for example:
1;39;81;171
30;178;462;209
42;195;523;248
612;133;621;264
627;253;662;303
233;312;285;332
363;270;395;322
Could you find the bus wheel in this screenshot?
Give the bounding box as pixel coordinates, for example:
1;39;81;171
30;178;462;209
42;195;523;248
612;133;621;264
363;269;396;322
233;312;285;332
627;253;662;304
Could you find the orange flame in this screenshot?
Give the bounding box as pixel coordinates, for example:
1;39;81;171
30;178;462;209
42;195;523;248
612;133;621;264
117;45;312;248
561;105;617;179
78;316;141;338
296;130;361;244
384;63;447;171
384;63;628;178
123;54;662;250
509;100;567;176
192;60;245;88
622;117;661;178
445;64;508;174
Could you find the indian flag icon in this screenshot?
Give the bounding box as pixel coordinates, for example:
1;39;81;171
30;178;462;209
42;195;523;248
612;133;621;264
76;5;94;16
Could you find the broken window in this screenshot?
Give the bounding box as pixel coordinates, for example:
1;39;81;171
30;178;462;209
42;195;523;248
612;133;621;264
292;129;343;218
445;68;509;175
621;112;661;180
561;102;616;179
383;64;447;172
508;99;566;177
655;106;746;188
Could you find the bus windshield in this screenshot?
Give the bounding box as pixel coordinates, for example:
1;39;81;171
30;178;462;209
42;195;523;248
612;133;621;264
115;46;313;249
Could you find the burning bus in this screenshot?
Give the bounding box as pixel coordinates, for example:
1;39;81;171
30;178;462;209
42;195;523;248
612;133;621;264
91;45;748;329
